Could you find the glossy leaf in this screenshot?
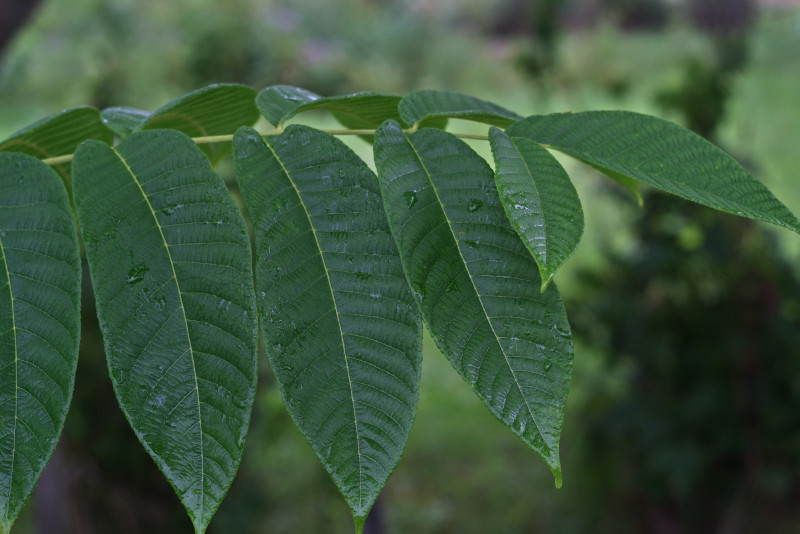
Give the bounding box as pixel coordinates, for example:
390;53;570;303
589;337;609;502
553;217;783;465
137;84;260;163
398;90;522;128
0;153;81;533
0;107;112;184
100;106;151;138
489;128;584;291
72;130;257;533
374;121;572;485
256;85;403;128
508;111;800;233
233;125;421;528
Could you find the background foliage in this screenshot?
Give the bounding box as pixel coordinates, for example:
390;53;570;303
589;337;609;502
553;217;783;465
2;1;800;532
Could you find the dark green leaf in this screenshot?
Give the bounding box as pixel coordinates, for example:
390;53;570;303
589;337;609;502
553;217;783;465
256;85;409;141
508;111;800;233
0;107;112;185
0;153;81;533
100;106;151;138
138;84;259;163
489;128;584;290
233;125;421;528
72;130;257;533
255;85;322;126
374;121;572;485
398;90;522;128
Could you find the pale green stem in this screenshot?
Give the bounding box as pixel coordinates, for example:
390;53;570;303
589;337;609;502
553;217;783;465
40;127;490;167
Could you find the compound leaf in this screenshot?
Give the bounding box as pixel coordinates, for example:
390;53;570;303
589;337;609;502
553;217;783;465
508;111;800;233
100;107;151;138
398;90;522;128
233;125;421;529
374;121;572;485
0;153;81;534
0;107;112;185
72;130;257;533
137;84;260;163
489;128;584;291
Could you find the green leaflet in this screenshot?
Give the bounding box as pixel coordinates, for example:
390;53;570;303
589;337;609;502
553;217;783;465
508;111;800;233
100;106;151;138
136;84;260;163
489;128;584;291
374;121;573;485
72;130;257;534
0;107;112;185
233;125;422;528
0;153;81;533
256;85;403;129
398;90;522;128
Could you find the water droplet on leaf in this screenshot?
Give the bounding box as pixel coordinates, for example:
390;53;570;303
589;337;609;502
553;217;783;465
467;199;483;212
403;191;417;208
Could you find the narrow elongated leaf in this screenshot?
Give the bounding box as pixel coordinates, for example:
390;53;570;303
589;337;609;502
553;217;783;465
256;85;403;129
72;130;257;533
0;153;81;533
233;125;421;529
374;121;572;485
508;111;800;233
100;106;151;138
0;107;112;184
137;84;259;163
489;128;584;291
398;90;522;128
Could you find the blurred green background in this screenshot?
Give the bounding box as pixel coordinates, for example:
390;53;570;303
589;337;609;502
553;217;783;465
2;0;800;532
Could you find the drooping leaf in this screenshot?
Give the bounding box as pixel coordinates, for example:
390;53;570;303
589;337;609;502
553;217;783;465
256;86;447;139
374;120;573;485
256;85;402;128
233;125;421;529
72;130;258;533
0;107;112;185
100;106;151;138
0;153;81;533
137;84;260;163
255;85;321;126
489;128;584;291
398;90;522;128
508;111;800;233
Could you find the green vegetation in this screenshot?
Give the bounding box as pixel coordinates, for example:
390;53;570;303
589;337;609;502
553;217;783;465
2;2;800;533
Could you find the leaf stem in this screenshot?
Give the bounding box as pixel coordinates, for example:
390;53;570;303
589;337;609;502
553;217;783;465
40;127;490;167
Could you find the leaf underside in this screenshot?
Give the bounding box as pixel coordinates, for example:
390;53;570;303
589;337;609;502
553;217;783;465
72;130;257;533
398;90;522;128
0;107;112;185
137;84;260;163
0;153;81;533
374;120;573;485
489;128;584;290
233;125;422;522
508;111;800;233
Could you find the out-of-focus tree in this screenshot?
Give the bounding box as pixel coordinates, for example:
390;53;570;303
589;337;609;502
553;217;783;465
569;192;800;533
0;0;43;56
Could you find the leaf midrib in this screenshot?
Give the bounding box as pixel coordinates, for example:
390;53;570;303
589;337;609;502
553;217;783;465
0;236;19;522
262;136;365;510
404;131;551;452
509;137;548;266
109;148;205;523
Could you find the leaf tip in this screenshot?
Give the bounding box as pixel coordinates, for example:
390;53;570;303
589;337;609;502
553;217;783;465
540;272;555;293
553;467;563;489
